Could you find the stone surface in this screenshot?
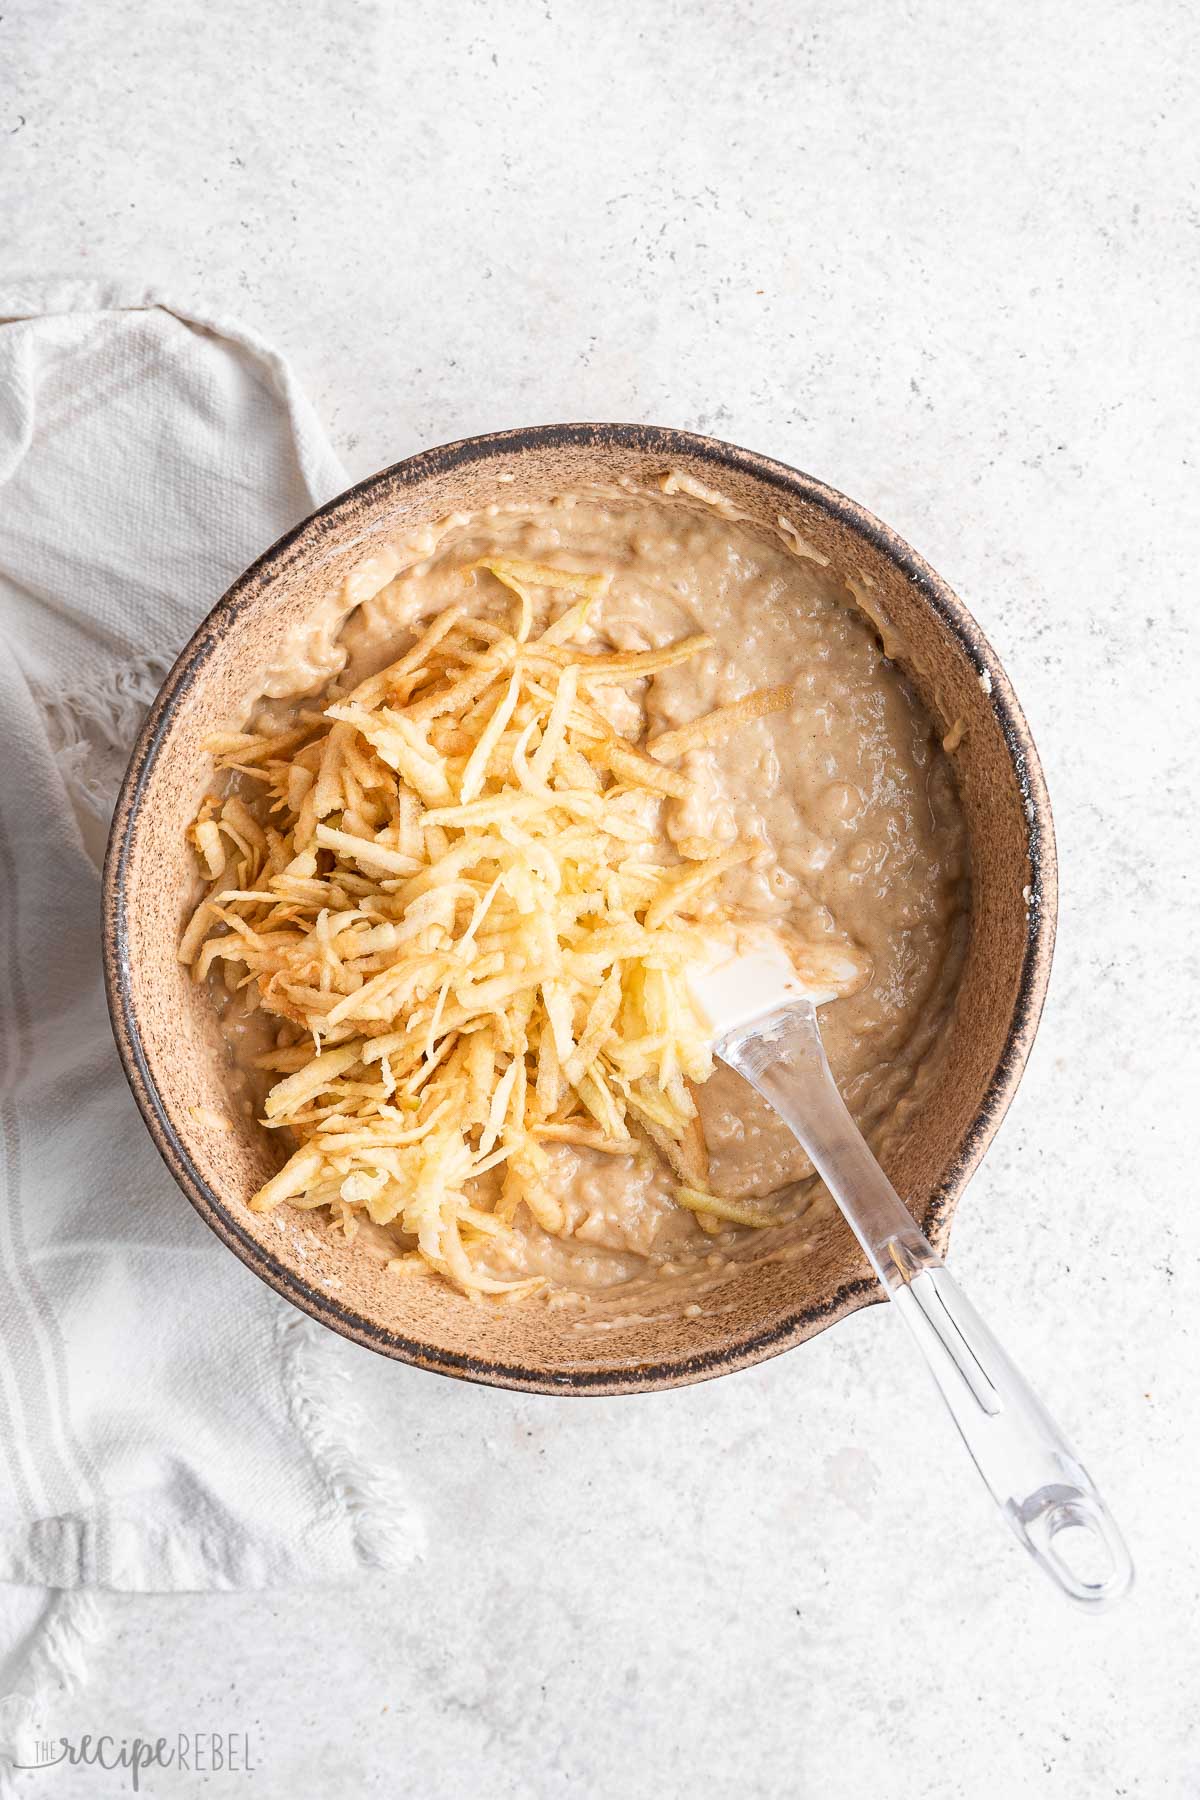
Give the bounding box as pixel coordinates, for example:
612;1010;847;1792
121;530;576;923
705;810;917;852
3;0;1198;1794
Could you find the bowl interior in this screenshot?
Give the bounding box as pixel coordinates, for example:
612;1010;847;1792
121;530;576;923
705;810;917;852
105;425;1055;1392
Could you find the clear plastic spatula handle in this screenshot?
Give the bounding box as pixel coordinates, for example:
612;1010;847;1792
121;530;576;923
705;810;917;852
717;1000;1134;1608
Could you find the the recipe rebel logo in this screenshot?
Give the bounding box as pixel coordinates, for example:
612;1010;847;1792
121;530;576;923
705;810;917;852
12;1730;258;1788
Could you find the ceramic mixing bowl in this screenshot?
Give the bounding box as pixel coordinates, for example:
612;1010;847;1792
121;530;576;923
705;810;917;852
103;424;1056;1393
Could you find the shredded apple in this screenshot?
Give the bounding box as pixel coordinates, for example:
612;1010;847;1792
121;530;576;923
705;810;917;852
182;557;793;1298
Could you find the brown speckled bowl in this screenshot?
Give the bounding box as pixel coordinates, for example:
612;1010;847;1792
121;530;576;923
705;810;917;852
102;425;1056;1394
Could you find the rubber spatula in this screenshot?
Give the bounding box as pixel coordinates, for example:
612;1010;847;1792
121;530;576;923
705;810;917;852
686;930;1134;1607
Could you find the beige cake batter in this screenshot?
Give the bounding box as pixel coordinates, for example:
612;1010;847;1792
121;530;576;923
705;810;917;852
184;479;968;1300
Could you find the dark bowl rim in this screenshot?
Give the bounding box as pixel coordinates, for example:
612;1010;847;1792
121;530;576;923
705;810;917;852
102;421;1058;1396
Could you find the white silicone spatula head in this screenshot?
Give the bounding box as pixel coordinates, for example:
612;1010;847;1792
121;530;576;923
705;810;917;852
685;926;867;1039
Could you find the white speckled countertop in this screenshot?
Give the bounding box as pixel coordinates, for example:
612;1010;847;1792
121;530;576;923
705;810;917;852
4;1;1198;1793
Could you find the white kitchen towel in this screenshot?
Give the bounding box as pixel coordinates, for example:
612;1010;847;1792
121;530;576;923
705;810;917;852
0;287;421;1625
